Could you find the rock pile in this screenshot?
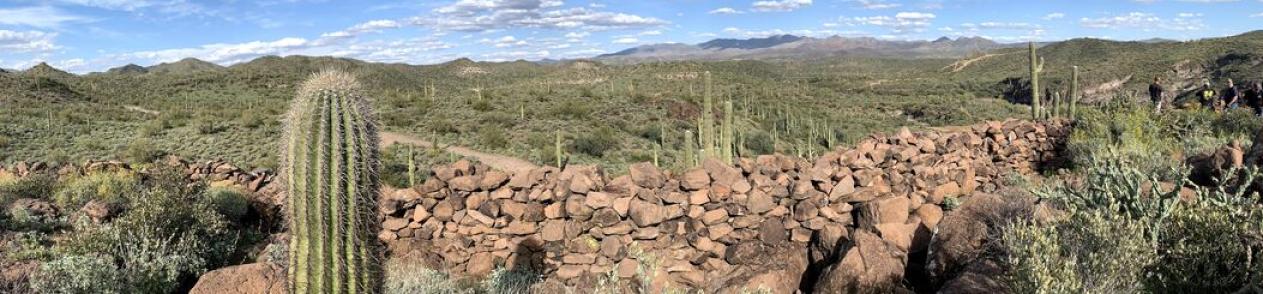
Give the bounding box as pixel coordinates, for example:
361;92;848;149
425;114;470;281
0;157;276;193
379;119;1070;292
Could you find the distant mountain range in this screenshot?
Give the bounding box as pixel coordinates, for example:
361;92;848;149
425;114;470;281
100;58;226;75
595;34;1023;63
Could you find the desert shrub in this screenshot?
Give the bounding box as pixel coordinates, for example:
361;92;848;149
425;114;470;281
29;254;124;294
482;267;541;294
60;174;236;293
4;232;56;262
574;126;620;157
1211;107;1263;138
1148;202;1263;293
384;257;476;294
0;135;11;148
53;171;139;209
743;130;775;155
122;138;164;163
204;187;250;222
552;100;591;119
0;173;57;206
1066;105;1174;173
194;117;224;134
472;99;493;112
479;126;509;149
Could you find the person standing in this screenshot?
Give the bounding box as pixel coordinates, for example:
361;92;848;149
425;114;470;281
1223;79;1240;111
1149;77;1165;113
1247;81;1263;117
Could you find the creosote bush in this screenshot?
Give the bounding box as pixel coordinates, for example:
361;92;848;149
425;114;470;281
52;171;139;209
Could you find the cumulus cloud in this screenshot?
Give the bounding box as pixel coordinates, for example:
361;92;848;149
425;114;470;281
855;0;901;9
1080;12;1205;31
612;37;639;44
0;30;61;53
708;7;744;14
0;6;86;28
422;0;666;31
481;35;529;48
845;12;936;34
752;0;813;12
1043;13;1065;20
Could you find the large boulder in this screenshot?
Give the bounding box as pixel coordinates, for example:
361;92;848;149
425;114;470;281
189;263;285;294
813;230;907;293
711;242;810;294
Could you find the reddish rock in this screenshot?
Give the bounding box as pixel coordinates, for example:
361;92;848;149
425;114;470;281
190;263;285;294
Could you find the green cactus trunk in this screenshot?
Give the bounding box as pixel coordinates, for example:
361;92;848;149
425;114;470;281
1029;42;1044;120
683;130;696;168
283;70;383;294
721;100;735;164
701;71;715;160
555;130;564;168
1070;66;1079;119
407;146;416;188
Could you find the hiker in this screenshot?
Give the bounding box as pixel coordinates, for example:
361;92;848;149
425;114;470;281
1200;81;1219;112
1247;81;1263;117
1149;77;1165;113
1223;79;1240;111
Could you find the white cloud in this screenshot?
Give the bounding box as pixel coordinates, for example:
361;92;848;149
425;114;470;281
1080;12;1205;31
856;0;901;9
962;22;1040;30
639;30;662;36
0;30;60;53
846;12;936;34
612;37;639;44
708;7;744;14
564;31;590;39
420;5;667;31
0;6;86;28
480;35;529;48
752;0;812;12
51;0;211;17
1253;12;1263;18
1043;13;1065;20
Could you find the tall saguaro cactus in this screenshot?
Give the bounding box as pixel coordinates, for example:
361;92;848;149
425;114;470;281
1070;65;1080;119
1029;42;1045;120
700;71;716;160
282;70;383;294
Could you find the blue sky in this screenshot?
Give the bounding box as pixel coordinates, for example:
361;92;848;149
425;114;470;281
1;0;1260;73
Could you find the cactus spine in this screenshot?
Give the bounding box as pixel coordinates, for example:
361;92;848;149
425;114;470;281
282;70;382;294
1029;42;1044;120
1070;66;1079;118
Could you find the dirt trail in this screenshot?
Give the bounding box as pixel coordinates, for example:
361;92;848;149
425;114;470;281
121;105;539;174
380;132;539;174
943;53;1011;73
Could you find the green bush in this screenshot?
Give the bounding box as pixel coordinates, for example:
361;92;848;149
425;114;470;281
122;138;164;163
0;173;57;206
743;130;775;155
60;174;236;293
30;254;124;294
1148;202;1263;293
205;187;250;222
479;126;509;149
574;126;620;157
53;171;139;209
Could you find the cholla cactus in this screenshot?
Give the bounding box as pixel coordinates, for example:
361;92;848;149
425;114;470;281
282;70;383;294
